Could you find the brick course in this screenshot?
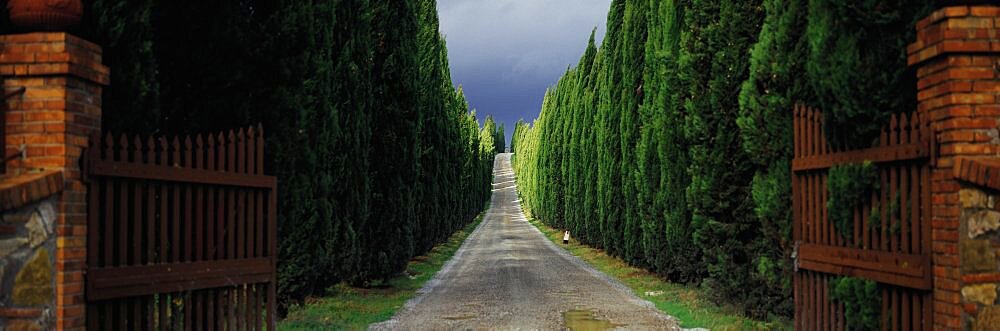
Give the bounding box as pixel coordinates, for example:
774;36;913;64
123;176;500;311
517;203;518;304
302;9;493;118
0;33;106;331
910;5;1000;330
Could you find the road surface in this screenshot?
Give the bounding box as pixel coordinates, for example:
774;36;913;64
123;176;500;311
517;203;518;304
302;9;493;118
371;154;679;330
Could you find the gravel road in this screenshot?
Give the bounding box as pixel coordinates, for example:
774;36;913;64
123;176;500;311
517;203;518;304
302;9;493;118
371;153;679;330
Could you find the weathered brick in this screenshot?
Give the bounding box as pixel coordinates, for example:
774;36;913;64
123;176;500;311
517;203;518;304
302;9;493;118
971;6;1000;17
0;307;43;318
946;17;994;29
962;272;1000;283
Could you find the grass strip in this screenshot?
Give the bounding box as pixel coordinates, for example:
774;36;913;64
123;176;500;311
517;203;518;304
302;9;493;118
524;214;791;331
278;213;484;330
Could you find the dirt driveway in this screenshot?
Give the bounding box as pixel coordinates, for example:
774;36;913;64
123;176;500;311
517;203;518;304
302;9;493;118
371;154;679;330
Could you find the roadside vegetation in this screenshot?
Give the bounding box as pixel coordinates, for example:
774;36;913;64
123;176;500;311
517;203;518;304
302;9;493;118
511;0;933;320
18;0;506;312
526;213;790;330
278;213;484;330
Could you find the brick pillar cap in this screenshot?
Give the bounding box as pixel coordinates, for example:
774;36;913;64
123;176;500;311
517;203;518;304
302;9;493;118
0;32;109;86
907;5;1000;67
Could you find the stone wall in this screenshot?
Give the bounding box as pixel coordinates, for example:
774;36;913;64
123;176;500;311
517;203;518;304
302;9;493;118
0;196;57;330
959;184;1000;329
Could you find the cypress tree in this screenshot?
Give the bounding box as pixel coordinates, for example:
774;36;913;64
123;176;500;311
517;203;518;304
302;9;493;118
806;0;931;148
571;32;599;244
83;0;160;133
736;0;808;316
619;0;649;266
359;0;421;282
596;0;626;257
680;0;763;309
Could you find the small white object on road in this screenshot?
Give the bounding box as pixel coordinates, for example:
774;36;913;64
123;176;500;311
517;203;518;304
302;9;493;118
563;231;570;244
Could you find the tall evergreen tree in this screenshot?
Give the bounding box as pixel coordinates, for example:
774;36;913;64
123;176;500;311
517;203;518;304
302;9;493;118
736;0;808;316
680;0;764;308
596;0;626;256
358;0;421;281
619;0;649;265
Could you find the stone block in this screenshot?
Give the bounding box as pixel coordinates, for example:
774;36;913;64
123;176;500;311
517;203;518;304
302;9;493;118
962;188;994;208
968;209;1000;238
24;203;53;248
963;283;998;305
12;248;52;305
0;237;28;257
961;239;998;273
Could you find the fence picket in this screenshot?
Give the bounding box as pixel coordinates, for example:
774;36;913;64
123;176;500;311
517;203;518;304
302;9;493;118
792;104;931;329
86;125;276;329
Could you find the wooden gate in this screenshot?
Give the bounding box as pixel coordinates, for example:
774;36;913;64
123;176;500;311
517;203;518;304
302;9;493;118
84;126;277;330
792;105;933;330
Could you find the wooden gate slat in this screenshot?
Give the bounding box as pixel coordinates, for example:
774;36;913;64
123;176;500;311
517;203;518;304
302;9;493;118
792;105;932;329
86;125;277;330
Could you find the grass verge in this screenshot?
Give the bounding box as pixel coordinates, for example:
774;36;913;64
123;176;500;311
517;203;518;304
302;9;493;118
525;214;791;331
277;213;484;330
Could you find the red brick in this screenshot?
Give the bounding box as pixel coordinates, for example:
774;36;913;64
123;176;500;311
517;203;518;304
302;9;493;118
974;104;1000;116
964;303;978;315
56;281;83;295
919;81;974;101
972;81;1000;92
55;247;85;260
933;229;960;242
937;254;960;266
55;259;84;272
942;27;998;40
962;272;1000;283
0;307;43;318
940;40;992;53
936;290;963;305
55;304;83;319
946;17;994;29
935;266;960;279
44;145;66;156
23;110;66;121
936;300;963;316
938;277;961;291
935;313;961;329
970;6;1000;17
945;67;995;81
934;242;959;254
57;317;86;330
944;6;971;18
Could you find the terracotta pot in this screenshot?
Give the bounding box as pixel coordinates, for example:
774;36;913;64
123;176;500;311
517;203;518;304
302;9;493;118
7;0;83;31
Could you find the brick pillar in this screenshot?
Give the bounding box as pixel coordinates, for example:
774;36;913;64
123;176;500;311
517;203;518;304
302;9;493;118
908;5;1000;330
0;33;107;330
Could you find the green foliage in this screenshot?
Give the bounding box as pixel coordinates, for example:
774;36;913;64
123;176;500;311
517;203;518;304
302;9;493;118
5;0;496;313
829;277;881;330
680;0;764;312
513;0;933;320
735;0;808;316
618;0;649;266
827;161;878;243
805;0;933;148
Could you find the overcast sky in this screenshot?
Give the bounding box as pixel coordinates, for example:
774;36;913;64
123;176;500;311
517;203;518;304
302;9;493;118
437;0;612;145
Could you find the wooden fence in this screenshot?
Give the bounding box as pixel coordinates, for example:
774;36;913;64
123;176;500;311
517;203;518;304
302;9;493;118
84;126;277;330
792;105;933;330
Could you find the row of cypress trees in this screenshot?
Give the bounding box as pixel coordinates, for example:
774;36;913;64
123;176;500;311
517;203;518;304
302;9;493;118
0;0;505;312
512;0;933;318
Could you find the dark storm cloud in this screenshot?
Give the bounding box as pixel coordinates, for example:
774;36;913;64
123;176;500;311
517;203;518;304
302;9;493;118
437;0;612;145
